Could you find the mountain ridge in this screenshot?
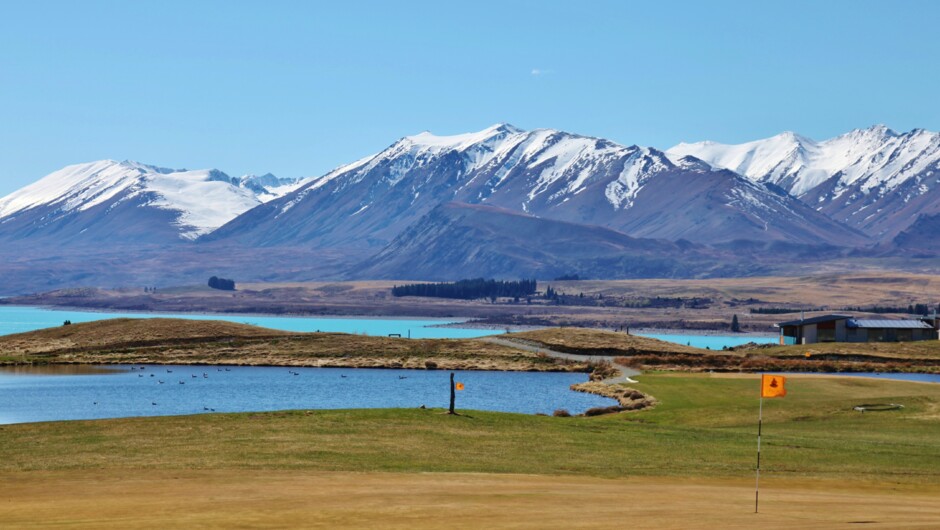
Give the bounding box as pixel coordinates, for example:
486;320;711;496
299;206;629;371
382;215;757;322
668;125;940;239
207;124;866;250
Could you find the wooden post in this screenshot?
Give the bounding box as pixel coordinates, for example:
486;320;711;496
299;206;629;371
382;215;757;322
755;388;764;513
449;372;456;414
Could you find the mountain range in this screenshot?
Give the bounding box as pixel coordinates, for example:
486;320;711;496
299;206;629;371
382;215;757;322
668;125;940;240
1;124;937;293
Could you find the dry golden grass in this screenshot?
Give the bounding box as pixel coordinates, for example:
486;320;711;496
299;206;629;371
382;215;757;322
0;318;292;355
743;340;940;360
1;471;938;529
570;381;654;410
550;271;940;308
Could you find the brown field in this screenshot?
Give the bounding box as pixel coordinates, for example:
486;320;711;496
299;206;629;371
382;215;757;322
2;471;938;529
7;271;940;331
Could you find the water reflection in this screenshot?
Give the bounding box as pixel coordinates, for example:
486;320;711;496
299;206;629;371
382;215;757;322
0;364;122;375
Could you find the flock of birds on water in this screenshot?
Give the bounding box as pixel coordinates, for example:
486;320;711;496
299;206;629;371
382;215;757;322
91;365;411;414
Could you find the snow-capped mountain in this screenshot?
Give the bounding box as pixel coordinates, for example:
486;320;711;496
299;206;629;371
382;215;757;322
208;124;866;249
0;160;282;244
230;173;304;201
668;126;940;239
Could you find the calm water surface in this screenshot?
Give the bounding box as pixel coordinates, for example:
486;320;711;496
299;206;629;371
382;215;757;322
0;305;495;339
0;365;615;424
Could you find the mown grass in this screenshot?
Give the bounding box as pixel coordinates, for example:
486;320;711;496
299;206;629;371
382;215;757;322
2;373;937;484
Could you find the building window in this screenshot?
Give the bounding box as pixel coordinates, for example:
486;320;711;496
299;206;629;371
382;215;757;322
817;321;836;342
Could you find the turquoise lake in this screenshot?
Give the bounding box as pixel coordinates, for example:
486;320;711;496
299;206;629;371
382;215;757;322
0;305;496;339
0;305;778;348
637;332;777;349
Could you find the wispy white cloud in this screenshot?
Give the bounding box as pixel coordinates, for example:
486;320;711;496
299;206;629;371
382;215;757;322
531;68;554;77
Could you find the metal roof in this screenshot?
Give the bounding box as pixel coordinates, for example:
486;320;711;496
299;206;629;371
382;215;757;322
846;319;933;329
775;314;852;327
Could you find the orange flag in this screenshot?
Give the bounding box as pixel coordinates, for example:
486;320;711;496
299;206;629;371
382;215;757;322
455;382;465;391
761;374;786;398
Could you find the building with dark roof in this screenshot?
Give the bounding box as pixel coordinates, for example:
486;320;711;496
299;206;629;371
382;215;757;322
776;314;937;345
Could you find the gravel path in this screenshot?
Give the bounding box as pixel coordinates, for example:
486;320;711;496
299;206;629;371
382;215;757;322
479;337;640;383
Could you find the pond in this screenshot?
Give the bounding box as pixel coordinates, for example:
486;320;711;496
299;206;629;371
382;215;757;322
0;365;616;424
0;305;496;339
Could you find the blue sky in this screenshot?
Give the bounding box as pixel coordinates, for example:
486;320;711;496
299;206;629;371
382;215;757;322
1;0;938;195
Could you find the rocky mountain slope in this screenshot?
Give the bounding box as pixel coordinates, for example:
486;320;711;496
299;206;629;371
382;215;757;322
207;124;866;250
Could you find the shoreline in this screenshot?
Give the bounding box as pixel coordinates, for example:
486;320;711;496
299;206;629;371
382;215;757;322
0;303;475;324
632;327;777;339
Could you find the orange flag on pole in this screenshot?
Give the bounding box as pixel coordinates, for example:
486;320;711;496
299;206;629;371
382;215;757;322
761;374;786;398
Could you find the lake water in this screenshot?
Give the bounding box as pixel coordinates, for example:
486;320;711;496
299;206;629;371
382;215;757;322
0;365;615;424
0;305;496;339
637;332;777;349
0;305;780;349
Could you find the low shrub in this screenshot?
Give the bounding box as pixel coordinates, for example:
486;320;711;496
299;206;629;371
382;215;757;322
553;409;571;417
583;405;625;417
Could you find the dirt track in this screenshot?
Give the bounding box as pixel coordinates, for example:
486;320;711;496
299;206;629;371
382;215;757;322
480;336;641;382
3;471;938;529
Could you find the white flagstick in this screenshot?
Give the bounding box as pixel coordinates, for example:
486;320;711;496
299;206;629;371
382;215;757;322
755;377;764;514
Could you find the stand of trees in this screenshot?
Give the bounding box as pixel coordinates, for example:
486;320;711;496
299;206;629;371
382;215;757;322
208;276;236;291
750;307;825;315
392;278;537;300
753;303;940;316
842;303;940;316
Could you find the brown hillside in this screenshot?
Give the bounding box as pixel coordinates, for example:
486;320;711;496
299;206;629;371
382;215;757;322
0;318;293;355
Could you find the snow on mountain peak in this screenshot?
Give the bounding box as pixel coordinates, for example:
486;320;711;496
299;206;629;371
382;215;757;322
667;126;940;198
0;159;270;240
403;123;525;152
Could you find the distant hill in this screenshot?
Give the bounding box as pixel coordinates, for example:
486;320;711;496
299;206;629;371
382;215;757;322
352;202;767;280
